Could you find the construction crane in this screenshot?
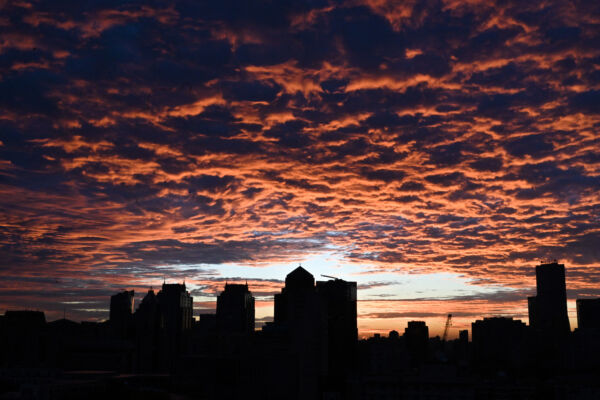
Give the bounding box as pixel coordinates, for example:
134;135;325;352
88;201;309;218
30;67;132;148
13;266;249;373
442;314;453;342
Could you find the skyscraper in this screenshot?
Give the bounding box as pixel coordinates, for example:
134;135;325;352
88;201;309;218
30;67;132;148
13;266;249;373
273;266;323;399
316;277;357;379
404;321;429;365
471;317;528;369
216;283;255;334
528;261;570;336
156;283;193;369
134;288;160;371
274;266;317;327
109;290;134;337
157;283;193;332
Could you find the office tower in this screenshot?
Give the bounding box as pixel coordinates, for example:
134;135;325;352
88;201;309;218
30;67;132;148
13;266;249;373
273;266;322;399
156;283;193;369
109;290;134;337
528;262;570;336
316;277;358;379
216;283;255;334
576;298;600;331
157;283;193;332
134;288;160;371
471;317;528;369
274;266;317;327
404;321;429;365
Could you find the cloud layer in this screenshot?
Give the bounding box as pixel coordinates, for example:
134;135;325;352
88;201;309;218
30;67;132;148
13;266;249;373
1;0;599;333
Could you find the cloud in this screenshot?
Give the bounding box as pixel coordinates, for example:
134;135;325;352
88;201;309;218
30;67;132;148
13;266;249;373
0;0;599;329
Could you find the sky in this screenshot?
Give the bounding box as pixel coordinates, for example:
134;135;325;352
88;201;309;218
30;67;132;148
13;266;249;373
1;0;599;338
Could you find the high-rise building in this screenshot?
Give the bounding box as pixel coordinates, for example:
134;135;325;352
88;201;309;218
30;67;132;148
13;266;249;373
272;266;358;398
109;290;134;337
273;266;323;399
528;262;570;336
216;283;255;334
134;288;160;371
274;266;318;327
316;277;357;379
156;283;193;369
404;321;429;365
471;317;528;369
157;283;193;332
576;298;600;331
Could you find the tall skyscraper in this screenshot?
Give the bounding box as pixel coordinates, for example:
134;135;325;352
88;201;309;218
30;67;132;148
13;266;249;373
273;266;323;399
274;266;317;327
109;290;134;337
528;262;570;336
134;288;160;371
157;283;193;332
216;283;255;334
272;266;358;398
156;283;193;369
316;277;357;379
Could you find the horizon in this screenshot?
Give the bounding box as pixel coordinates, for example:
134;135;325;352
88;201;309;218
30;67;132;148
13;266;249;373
2;261;586;339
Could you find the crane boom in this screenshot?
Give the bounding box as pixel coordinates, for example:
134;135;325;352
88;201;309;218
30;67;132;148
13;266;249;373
442;314;452;342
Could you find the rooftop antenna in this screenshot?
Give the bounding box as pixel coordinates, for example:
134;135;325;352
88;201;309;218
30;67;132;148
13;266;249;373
321;274;339;280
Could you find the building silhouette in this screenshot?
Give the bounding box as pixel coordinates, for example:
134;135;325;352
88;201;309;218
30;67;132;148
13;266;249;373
404;320;429;365
316;277;358;383
144;282;194;371
273;266;324;399
109;290;134;338
157;283;193;332
576;298;600;331
4;262;600;399
216;283;255;334
471;317;529;370
527;261;570;336
133;288;160;371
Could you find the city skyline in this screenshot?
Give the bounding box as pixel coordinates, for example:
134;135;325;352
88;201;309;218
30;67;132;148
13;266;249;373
3;261;591;339
3;262;599;399
1;0;600;339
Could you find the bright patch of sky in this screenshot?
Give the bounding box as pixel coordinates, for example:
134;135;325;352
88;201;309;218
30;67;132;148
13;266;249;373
176;250;516;303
